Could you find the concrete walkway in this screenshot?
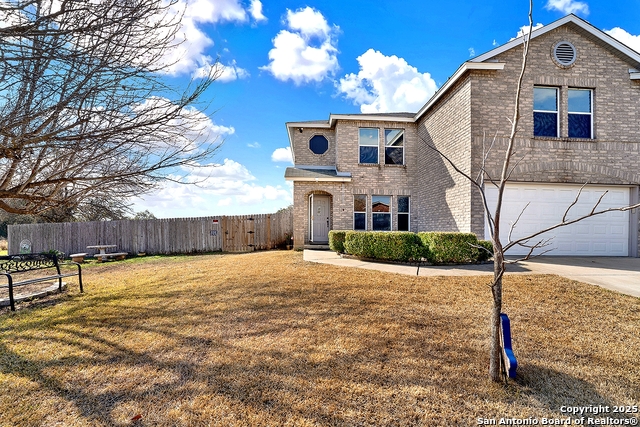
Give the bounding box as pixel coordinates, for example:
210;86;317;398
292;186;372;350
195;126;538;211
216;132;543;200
303;250;640;298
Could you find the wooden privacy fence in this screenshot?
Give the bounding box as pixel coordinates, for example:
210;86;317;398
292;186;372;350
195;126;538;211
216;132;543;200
8;207;293;256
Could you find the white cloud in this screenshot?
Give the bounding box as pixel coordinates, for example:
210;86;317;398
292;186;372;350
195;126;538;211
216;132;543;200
131;158;292;216
606;27;640;54
469;47;476;57
545;0;589;15
511;23;545;41
285;6;331;38
260;7;339;85
182;159;254;183
271;147;293;163
337;49;438;114
193;59;250;81
248;0;267;22
160;0;263;76
247;142;261;148
191;0;248;23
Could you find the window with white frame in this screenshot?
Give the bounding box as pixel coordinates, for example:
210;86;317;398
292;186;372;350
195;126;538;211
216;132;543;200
533;87;559;137
568;88;592;138
372;195;391;231
359;128;379;164
353;195;366;230
384;129;404;165
397;196;410;231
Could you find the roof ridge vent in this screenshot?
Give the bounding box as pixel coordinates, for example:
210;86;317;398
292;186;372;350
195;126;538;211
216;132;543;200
553;41;577;67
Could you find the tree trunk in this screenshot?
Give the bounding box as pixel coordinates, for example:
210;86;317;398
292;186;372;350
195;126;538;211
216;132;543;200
489;248;504;382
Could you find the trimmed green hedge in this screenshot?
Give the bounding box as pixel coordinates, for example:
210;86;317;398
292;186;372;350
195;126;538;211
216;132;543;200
332;230;490;264
328;230;347;253
343;231;423;262
418;232;479;264
477;240;494;262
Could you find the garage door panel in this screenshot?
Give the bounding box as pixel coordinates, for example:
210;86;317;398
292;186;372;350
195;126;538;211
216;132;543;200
575;241;593;253
610;225;625;235
485;184;630;256
576;224;591;235
608;190;627;204
611;242;626;253
592;242;607;252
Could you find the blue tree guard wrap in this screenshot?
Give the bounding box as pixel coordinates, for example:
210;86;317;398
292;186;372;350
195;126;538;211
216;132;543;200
500;313;518;378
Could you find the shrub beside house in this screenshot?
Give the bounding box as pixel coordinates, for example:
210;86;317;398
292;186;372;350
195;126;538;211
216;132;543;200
329;230;493;264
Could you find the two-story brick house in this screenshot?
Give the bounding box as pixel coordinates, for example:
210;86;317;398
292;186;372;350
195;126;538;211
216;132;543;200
285;15;640;257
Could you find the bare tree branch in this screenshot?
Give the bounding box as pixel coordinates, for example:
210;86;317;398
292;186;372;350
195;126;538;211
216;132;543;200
0;0;223;217
507;201;530;243
562;182;588;222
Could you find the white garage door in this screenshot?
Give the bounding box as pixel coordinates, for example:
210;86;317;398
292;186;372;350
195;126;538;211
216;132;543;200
485;183;630;256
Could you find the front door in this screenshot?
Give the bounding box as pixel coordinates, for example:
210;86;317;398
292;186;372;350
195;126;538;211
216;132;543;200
310;195;330;243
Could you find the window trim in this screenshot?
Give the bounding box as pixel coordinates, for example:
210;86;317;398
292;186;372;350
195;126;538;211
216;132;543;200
308;134;329;155
397;196;410;231
353;194;367;230
533;86;559;138
358;128;379;164
384;129;405;166
371;195;392;231
567;88;593;139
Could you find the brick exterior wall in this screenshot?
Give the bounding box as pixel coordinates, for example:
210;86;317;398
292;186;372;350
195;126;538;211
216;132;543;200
292;120;419;247
289;21;640;254
417;76;473;232
291;127;336;167
468;24;640;248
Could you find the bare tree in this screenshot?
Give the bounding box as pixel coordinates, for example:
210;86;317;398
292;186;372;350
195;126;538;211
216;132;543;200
0;0;222;217
424;3;640;382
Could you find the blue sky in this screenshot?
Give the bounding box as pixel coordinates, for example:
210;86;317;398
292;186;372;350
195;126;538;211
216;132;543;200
131;0;640;218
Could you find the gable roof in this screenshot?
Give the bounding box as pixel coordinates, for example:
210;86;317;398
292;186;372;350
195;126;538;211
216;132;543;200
471;14;640;66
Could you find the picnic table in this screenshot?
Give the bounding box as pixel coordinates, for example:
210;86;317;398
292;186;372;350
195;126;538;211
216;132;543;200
86;245;128;262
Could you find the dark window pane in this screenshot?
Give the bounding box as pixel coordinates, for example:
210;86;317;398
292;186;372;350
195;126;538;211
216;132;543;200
373;213;391;231
398;196;409;213
533;87;557;111
568;90;591;113
385;147;403;165
398;213;409;231
309;135;328;154
359;146;378;164
568;114;592;138
354;195;366;212
354;213;366;230
534;112;558;137
372;196;390;213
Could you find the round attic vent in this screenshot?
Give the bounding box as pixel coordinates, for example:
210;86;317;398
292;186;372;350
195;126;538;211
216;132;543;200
553;41;577;67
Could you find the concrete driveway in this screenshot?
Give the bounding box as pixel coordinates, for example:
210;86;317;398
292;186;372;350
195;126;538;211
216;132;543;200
515;257;640;298
303;250;640;298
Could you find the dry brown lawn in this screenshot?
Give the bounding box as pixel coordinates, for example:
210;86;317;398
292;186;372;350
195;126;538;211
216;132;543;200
0;251;638;426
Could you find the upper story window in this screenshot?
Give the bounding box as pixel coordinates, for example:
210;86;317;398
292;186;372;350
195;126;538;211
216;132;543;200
568;89;592;139
533;87;558;137
309;135;328;155
359;128;379;164
384;129;404;165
